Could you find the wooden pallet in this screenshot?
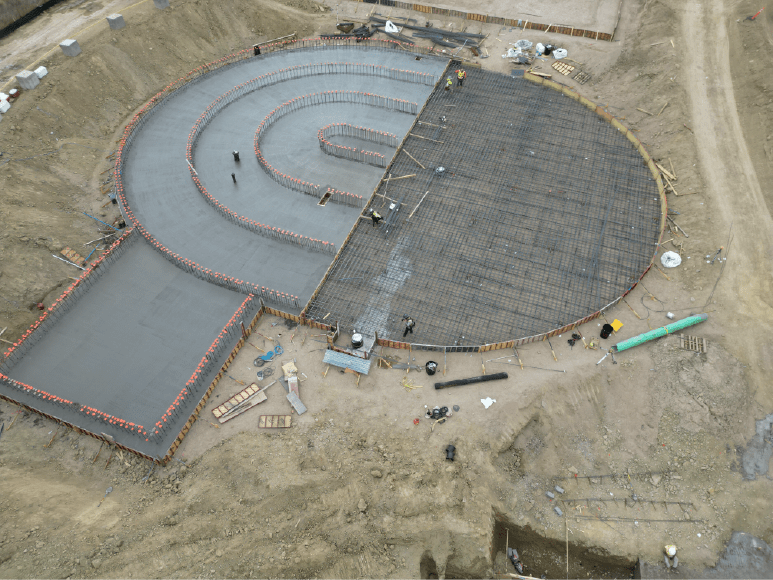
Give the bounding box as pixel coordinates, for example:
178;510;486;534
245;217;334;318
212;383;267;422
61;247;85;265
679;334;708;353
574;70;591;84
259;415;292;428
551;61;575;76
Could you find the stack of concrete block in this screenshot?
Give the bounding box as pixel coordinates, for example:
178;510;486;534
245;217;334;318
59;39;81;57
16;70;39;90
107;14;125;30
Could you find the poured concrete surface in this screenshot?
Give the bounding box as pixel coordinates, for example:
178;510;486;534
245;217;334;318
1;240;246;456
123;47;447;301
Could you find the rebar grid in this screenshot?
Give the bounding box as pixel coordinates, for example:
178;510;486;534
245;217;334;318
306;69;661;346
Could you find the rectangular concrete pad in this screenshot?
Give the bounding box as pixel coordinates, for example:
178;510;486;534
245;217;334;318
1;239;247;456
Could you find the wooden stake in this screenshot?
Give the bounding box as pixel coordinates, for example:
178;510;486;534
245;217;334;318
637;108;654;116
104;447;114;470
409;133;443;144
654;264;671;281
513;346;523;370
663;174;679;196
481;352;486;375
658;102;669;116
656;163;676;181
7;410;21;430
382;174;416;182
404;150;426;169
622;297;642;319
668;158;676;179
666;215;689;238
92;442;104;463
44;425;60;448
323;364;330;378
546;336;558;361
416;121;446;129
408;191;430;219
246;341;266;354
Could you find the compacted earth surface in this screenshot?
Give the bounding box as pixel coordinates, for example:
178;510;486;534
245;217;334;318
1;0;773;578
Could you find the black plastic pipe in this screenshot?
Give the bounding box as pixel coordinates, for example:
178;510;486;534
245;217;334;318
434;372;508;389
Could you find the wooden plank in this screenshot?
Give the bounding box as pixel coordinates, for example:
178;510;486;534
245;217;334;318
259;415;292;428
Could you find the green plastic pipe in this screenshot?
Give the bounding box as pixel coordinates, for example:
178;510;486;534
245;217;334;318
613;314;708;352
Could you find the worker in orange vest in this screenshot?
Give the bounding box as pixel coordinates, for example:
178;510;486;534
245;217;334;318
455;69;466;87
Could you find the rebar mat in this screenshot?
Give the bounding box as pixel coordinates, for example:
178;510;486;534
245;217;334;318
307;68;661;346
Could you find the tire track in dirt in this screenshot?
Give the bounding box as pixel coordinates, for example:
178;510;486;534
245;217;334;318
682;0;773;306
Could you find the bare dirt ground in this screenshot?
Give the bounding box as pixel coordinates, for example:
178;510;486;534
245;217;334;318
1;0;773;578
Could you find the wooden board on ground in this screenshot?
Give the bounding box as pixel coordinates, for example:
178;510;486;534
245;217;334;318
61;247;86;265
574;70;591;84
551;61;575;76
259;415;292;428
679;334;708;353
212;382;267;422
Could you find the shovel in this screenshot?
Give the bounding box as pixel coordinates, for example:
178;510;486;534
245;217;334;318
97;486;113;508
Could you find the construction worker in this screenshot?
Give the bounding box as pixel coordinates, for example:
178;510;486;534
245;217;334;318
445;77;453;91
233;150;240;162
402;315;415;337
231;172;236;183
370;209;383;227
455;68;466;87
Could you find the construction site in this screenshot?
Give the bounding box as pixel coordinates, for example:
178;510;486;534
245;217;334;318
0;0;772;578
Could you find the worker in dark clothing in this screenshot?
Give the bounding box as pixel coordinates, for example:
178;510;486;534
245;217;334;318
402;316;415;338
370;209;383;227
507;547;524;575
231;172;237;183
455;69;466;87
233;150;240;162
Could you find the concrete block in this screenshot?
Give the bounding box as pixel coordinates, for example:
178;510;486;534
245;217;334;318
16;70;39;90
153;0;169;8
34;66;48;79
106;13;125;30
0;100;10;114
59;39;81;57
545;491;555;499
